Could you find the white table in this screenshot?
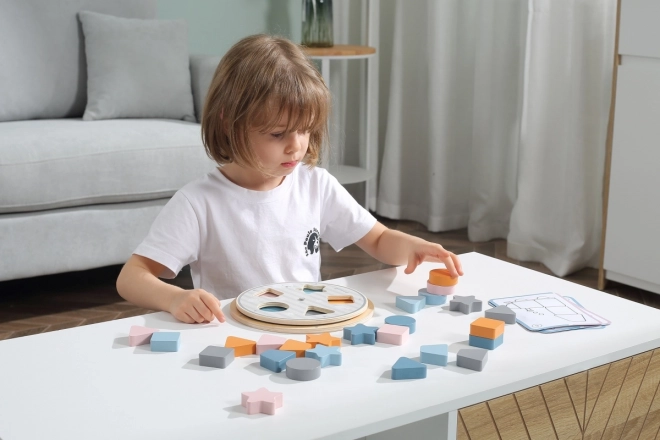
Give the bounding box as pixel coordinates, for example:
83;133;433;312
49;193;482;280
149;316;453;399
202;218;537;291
1;252;659;440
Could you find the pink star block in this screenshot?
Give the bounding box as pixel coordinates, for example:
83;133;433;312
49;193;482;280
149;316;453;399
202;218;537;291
376;324;410;345
128;325;158;347
256;334;287;354
241;387;283;415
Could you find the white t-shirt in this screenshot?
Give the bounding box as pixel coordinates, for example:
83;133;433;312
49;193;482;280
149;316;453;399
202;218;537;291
134;165;377;300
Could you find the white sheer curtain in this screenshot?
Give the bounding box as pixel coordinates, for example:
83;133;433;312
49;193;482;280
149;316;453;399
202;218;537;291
377;0;617;276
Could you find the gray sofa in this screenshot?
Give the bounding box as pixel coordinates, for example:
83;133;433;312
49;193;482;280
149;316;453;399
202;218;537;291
0;0;221;281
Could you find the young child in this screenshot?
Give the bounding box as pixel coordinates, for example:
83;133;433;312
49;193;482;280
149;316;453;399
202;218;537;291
116;34;463;324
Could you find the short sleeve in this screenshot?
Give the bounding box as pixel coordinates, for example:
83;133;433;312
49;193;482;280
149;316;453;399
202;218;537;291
133;191;200;278
319;172;377;251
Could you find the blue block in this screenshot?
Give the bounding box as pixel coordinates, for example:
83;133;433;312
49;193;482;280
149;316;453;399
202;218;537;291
418;288;447;305
469;334;503;350
420;344;448;366
391;357;427;380
150;332;180;352
384;315;417;334
395;296;426;313
260;350;296;373
305;345;342;367
343;324;379;345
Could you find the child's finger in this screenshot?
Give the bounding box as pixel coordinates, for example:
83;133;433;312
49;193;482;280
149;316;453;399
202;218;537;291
193;301;214;322
404;254;420;274
442;254;459;278
201;293;226;323
451;253;464;276
186;306;206;323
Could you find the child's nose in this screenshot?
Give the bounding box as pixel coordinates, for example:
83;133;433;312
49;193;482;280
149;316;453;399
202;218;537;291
286;132;304;153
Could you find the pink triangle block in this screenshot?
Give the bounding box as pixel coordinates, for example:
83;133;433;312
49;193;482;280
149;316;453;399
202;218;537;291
129;325;158;347
241;387;283;415
376;324;409;345
256;334;287;354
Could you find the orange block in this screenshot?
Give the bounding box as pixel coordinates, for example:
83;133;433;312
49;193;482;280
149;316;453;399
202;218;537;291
470;318;504;340
306;333;341;348
279;339;313;357
428;268;458;287
225;336;256;357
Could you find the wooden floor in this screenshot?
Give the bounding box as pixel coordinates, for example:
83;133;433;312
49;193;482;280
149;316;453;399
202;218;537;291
1;216;658;341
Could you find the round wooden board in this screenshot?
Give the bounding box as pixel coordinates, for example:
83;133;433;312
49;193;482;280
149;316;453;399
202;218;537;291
229;299;375;334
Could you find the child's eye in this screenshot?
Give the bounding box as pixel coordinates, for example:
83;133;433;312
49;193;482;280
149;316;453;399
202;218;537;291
271;132;284;139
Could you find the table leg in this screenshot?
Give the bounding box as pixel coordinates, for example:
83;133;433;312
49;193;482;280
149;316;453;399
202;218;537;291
362;410;458;440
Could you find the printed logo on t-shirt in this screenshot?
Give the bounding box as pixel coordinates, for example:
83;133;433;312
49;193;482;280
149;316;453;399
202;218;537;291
304;228;320;256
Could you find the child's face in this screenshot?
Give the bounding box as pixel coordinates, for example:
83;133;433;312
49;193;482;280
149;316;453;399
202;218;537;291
248;119;310;178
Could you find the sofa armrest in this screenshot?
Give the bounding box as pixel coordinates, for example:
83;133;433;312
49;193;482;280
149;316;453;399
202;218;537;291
190;54;222;123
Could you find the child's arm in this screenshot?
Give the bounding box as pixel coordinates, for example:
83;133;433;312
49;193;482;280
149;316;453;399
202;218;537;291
355;222;464;278
116;255;225;324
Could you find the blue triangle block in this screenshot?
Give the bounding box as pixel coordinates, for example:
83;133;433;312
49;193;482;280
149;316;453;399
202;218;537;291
392;357;427;380
395;296;426;314
260;349;297;373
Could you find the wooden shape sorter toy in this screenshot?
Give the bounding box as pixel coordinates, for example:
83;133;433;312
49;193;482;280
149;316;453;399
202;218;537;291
241;388;283;415
230;282;375;334
225;336;256;357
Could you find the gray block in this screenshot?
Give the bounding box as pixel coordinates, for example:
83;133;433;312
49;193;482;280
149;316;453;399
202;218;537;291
485;305;517;324
449;295;482;314
285;357;321;381
457;348;488;371
199;345;234;369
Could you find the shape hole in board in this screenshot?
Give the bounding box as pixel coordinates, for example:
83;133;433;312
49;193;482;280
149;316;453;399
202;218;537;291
259;303;289;313
306;306;333;316
257;289;282;298
328;296;354;304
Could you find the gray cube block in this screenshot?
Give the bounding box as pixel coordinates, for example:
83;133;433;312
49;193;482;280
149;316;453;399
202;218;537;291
457;348;488;371
285;357;321;381
199;345;234;369
485;305;517;324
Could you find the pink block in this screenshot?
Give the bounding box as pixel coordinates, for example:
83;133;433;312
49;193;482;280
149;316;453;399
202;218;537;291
256;334;287;354
376;324;409;345
129;325;158;347
426;282;455;296
241;387;283;415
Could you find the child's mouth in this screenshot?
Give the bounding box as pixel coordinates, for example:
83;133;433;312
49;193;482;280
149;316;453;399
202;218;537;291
281;161;298;168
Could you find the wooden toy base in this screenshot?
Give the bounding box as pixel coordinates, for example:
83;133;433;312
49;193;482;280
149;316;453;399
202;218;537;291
230;299;375;334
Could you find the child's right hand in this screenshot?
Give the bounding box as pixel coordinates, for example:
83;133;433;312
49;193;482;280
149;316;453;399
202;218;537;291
168;289;226;324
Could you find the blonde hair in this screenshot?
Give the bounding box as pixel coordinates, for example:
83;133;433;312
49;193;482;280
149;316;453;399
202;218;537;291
201;34;330;170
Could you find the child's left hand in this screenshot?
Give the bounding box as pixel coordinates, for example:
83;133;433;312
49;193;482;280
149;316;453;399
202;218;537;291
403;241;463;278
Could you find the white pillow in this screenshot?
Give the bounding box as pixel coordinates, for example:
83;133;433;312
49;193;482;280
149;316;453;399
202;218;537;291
79;11;195;122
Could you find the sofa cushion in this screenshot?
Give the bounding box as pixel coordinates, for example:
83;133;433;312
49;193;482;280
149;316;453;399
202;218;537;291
0;119;217;213
79;11;195;122
0;0;157;122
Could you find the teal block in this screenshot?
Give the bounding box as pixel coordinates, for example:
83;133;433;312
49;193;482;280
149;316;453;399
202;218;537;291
305;345;342;367
343;324;379;345
418;288;447;305
420;344;448;366
260;350;296;373
469;334;503;350
384;315;416;334
391;357;427;380
150;332;180;352
395;296;426;314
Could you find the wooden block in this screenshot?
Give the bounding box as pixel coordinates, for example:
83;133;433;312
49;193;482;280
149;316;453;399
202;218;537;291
305;345;342;367
485;305;517;324
279;339;313;357
241;387;283;415
449;296;482;314
384;315;417;333
391;357;427;380
259;349;296;373
376;324;409;345
342;323;379;345
256;334;287;354
428;268;458;286
420;344;448;366
306;332;341;348
469;334;503;350
225;336;256;357
285;357;322;381
150;332;180;352
425;282;455;296
457;348;488;371
395;295;426;313
470;317;505;339
418;288;448;304
128;325;158;347
199;345;234;369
